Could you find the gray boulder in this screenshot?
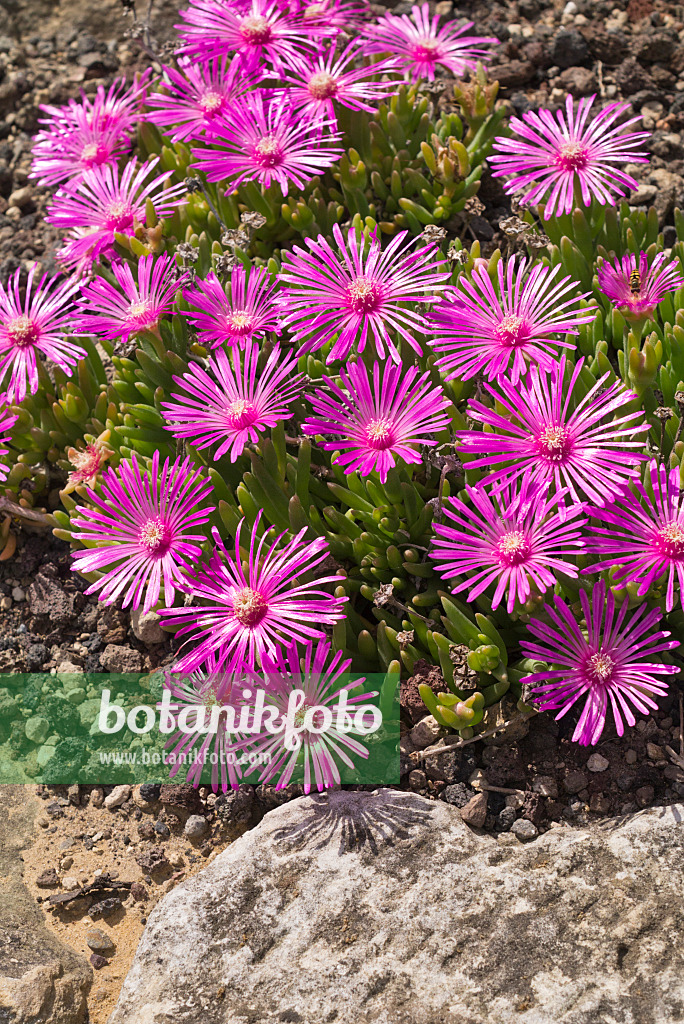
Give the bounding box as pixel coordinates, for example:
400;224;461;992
109;789;684;1024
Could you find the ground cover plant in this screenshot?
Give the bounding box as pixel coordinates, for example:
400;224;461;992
4;0;684;790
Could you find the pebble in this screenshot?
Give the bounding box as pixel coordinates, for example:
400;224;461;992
11;587;24;602
36;868;59;888
587;753;609;773
62;877;79;891
636;785;655;808
130;607;168;645
408;769;427;791
86;928;116;954
511;819;538;841
104;785;131;810
531;776;559;798
625;750;638;765
184;815;210;840
563;770;588;794
60;857;74;871
90;788;104;808
408;715;446;751
459;792;488;829
646;743;666;762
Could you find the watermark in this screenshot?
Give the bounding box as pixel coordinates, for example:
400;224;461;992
0;669;400;791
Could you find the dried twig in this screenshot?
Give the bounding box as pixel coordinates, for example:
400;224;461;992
416;710;538;761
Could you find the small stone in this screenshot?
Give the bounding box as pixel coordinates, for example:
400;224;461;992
130;607;167;645
139;782;162;804
90;787;104;808
130;882;148;902
497;806;517;831
11;587;24;602
104;785;131;810
443;783;474;808
629;184;658;206
550;28;589;68
184;815;209;840
459;792;488;829
100;645;142;673
408;715;446;751
86;928;116;954
635;785;655;808
25;716;49;744
408;769;427;791
505;793;525;810
154;821;171;839
589;793;612;814
36;868;59;888
531;776;558;798
625;749;638;765
66;687;87;706
587;753;609;773
511;819;538;841
646;742;666;761
563;770;588;794
62;877;79;891
8;186;32;209
90;954;108;970
60;857;74;871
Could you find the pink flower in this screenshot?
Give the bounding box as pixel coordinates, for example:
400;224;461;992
182;266;280;349
584;459;684;612
71;451;214;615
521;582;678;746
176;0;325;71
430;478;586;614
0;403;17;483
146;55;257;143
162;342;306;462
457;356;649;507
490;95;650;220
30;73;150;187
280;39;398;121
160;512;347;673
278;224;449;362
430;256;596;385
46;159;186;273
361;2;497;81
73;253;187;343
598;250;684;324
240;640;373;794
0;267;83;403
192;91;343;195
302;359;451;482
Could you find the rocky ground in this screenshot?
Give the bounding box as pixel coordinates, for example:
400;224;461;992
2;0;684;1019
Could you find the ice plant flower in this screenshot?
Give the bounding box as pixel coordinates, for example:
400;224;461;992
280;39;399;121
70;451;214;615
279;224;449;362
302;359;451;482
489;94;650;220
46;159;186;272
160;513;347;673
192;91;343;195
176;0;325;71
0;403;17;483
73;253;188;343
457;356;649;507
597;250;684;325
430;256;596;385
65;435;115;492
361;3;497;81
583;459;684;612
161;656;251;792
146;55;257;142
182;266;280;349
521;582;679;746
430;479;586;614
30;74;150;186
162;342;307;462
239;640;375;794
0;267;83;403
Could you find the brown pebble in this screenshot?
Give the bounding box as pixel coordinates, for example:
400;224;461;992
459;792;488;829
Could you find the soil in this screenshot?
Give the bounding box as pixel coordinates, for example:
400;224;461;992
4;0;684;1017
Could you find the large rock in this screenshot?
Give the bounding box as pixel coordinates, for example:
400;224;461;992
0;787;91;1023
110;790;684;1024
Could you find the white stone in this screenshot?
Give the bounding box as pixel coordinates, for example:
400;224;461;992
104;785;131;810
407;715;445;750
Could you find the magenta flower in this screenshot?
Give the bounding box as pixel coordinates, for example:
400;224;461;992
279;224;449;362
302;359;451;482
430;478;586;614
162;342;306;462
71;451;214;615
176;0;324;70
457;356;649;507
598;250;684;324
430;256;596;385
73;253;187;344
240;640;374;794
182;266;280;350
0;403;17;483
30;73;149;187
0;267;82;403
361;3;497;81
584;459;684;612
490;95;650;220
146;55;257;143
192;91;343;195
281;39;398;120
521;582;678;746
46;159;186;273
160;512;347;673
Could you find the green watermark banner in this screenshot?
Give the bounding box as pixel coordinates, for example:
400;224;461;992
0;670;400;790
